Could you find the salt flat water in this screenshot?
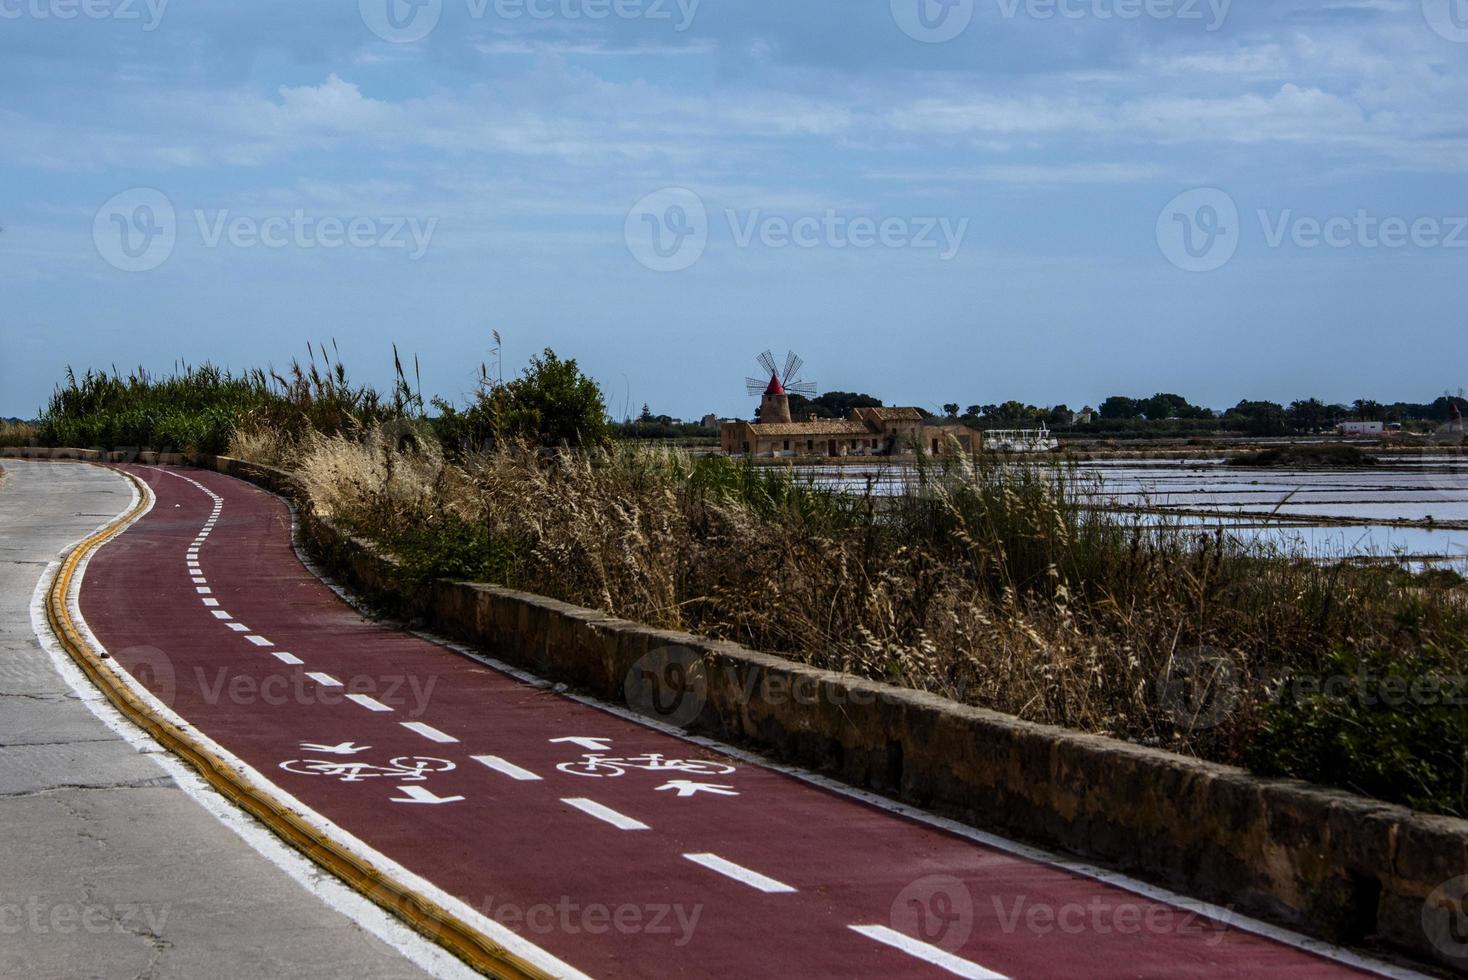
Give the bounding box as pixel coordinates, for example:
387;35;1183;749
799;454;1468;563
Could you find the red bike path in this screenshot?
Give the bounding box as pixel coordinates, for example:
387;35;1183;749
73;464;1398;979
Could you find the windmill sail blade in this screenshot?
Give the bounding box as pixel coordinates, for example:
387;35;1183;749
746;377;770;395
782;351;800;383
757;350;779;377
788;381;817;396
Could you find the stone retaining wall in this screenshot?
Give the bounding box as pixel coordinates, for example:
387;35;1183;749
7;446;1465;973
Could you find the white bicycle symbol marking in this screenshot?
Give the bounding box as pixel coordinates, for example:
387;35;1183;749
556;753;736;778
279;757;455;783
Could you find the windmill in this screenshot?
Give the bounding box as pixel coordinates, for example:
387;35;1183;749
746;350;816;424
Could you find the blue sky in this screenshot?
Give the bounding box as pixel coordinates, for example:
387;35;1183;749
3;0;1466;420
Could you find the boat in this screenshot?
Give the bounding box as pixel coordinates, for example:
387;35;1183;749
984;425;1060;453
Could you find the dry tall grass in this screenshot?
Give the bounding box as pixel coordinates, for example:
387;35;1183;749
0;421;36;447
247;426;1468;776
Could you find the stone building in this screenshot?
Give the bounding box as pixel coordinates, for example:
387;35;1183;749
719;381;981;458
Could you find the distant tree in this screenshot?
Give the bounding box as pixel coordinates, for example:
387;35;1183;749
811;391;883;418
638;403;653;423
1352;399;1384;421
1099;396;1141;420
1046;404;1072;426
963;405;983;420
1427;396;1468;421
984;401;1044;424
1224;400;1287;436
1138;393;1211;421
943;403;960;419
1286;398;1330;433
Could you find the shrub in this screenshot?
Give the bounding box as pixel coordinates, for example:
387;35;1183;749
1250;647;1468;817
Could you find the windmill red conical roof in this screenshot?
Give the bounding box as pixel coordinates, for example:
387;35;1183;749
765;373;786;396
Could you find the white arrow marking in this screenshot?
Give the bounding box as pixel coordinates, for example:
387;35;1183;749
300;742;372;756
656;780;739;798
549;737;613;752
390;785;465;805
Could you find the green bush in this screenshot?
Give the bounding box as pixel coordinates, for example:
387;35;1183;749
37;350;396;454
1250;647;1468;817
432;348;609;453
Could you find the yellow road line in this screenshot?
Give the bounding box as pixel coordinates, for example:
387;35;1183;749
46;464;555;980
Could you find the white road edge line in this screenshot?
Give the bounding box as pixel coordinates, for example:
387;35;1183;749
400;721;457;744
347;693;393;713
562;798;649;831
849;925;1007;980
683;853;794;893
472;755;541;782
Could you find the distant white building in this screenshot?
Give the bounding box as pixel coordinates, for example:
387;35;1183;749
1337;421;1384;436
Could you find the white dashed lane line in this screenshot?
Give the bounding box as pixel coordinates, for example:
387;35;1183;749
306;672;343;688
271;652;304;665
227;623;250;633
202;598;219;608
562;798;650;832
848;925;1007;980
683;854;796;894
472;755;541;782
400;721;457;744
245;635;273;646
196;586;211;594
346;693;393;713
211;610;232;620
